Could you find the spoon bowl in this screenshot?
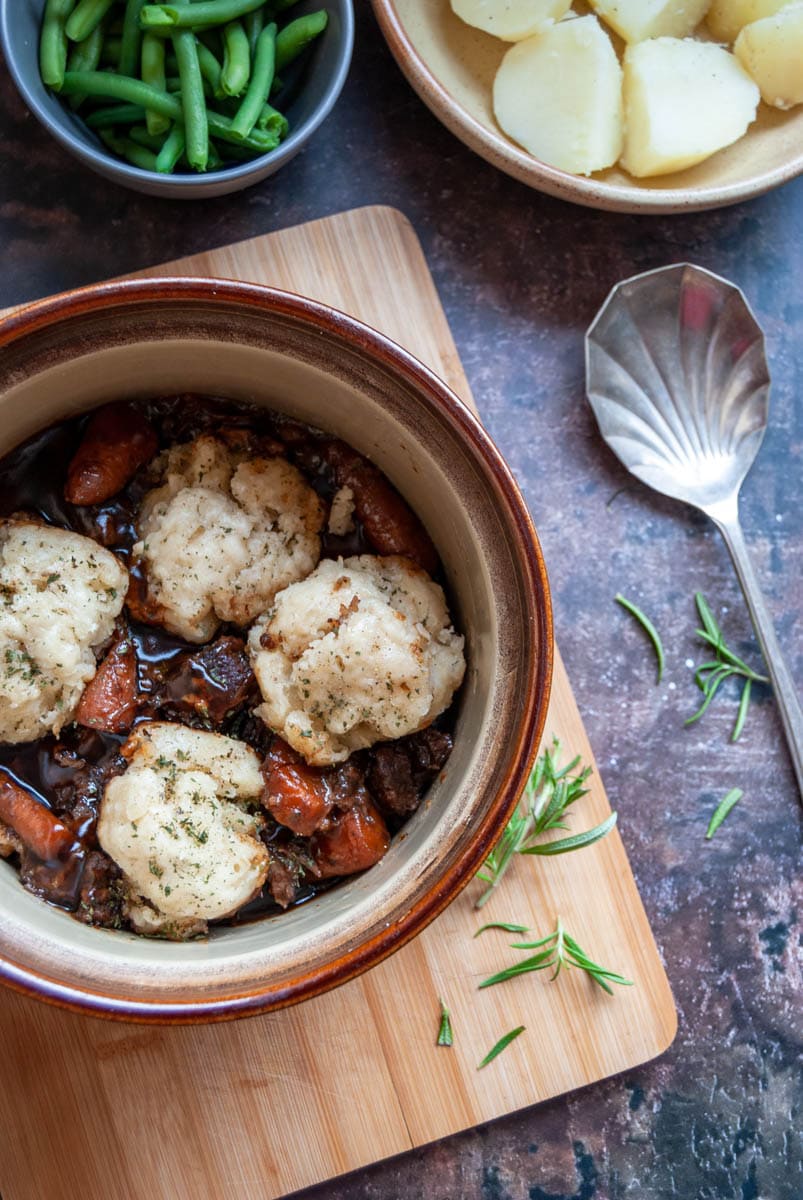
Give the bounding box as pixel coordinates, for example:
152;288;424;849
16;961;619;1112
586;263;803;798
586;264;770;512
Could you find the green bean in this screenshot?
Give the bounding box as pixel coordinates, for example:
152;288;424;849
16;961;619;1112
65;0;115;43
220;20;250;96
66;20;105;108
208;104;278;150
243;7;263;58
40;0;76;90
120;0;147;76
172;30;208;168
206;139;223;169
256;100;287;139
62;70;180;115
85;102;147;127
155;122;185;172
275;10;327;73
140;0;266;29
129;124;166;150
61;71;279;150
99;129;159;170
196;40;223;94
66;20;105;70
230;21;274;138
141;31;171;135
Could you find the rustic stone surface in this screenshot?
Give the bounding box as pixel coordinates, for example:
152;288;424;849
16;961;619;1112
0;6;801;1199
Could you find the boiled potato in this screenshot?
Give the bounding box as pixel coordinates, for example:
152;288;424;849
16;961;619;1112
493;16;623;174
590;0;711;43
734;4;803;107
707;0;795;42
621;38;760;176
450;0;573;41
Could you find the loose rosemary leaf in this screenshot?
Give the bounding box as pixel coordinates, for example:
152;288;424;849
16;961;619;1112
706;787;743;840
473;922;530;937
436;996;453;1047
477;1026;526;1069
731;679;751;743
521;812;617;856
616;593;665;682
478;948;556;989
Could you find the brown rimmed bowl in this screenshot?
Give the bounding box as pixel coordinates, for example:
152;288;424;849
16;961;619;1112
0;277;552;1023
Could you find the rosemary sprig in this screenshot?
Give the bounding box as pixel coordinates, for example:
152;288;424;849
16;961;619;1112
474;922;530;937
479;916;633;996
436;996;453;1046
477;1026;526;1070
615;593;665;682
686;593;768;741
706;788;743;840
475;739;615;909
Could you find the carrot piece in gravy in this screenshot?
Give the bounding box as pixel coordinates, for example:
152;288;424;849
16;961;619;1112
65;403;158;505
262;738;335;838
0;771;81;863
75;636;138;734
324;442;438;574
311;800;391;878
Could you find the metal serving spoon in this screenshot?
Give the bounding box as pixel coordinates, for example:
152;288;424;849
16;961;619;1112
585;262;803;798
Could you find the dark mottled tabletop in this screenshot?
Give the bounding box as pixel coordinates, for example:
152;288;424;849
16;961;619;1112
1;7;801;1200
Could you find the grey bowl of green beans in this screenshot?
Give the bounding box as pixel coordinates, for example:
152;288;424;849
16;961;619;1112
0;0;353;197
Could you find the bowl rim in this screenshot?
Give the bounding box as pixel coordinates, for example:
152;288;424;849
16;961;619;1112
370;0;803;215
0;276;554;1023
0;0;355;190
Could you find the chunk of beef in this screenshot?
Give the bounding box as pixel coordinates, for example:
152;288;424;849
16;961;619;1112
265;837;318;909
266;856;298;909
366;727;453;819
65;403;158;505
75;850;124;929
152;635;258;726
45;731;127;845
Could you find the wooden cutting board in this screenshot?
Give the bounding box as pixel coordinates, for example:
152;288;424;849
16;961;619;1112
0;206;676;1200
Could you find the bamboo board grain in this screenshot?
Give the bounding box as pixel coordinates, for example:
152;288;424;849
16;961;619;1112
0;206;676;1200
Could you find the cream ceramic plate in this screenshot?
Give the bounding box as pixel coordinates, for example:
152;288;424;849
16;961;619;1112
371;0;803;213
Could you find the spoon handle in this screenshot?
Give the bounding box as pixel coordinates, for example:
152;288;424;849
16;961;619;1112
714;512;803;800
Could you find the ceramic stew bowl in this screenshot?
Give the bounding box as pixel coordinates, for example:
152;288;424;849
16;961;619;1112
0;278;552;1023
